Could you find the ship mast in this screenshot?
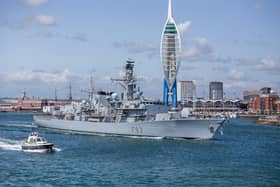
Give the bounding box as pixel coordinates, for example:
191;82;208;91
81;75;94;104
68;82;73;101
111;59;137;101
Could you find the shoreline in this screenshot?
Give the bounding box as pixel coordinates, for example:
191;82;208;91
256;115;280;126
238;114;260;119
240;114;280;126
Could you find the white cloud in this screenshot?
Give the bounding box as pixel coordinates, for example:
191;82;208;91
0;18;33;29
0;15;56;29
194;37;208;47
2;69;77;83
182;37;214;61
35;15;56;25
224;81;248;89
32;31;88;42
96;76;111;82
228;69;245;80
256;56;280;71
178;20;192;35
23;0;48;6
181;37;231;63
113;36;231;63
113;41;158;58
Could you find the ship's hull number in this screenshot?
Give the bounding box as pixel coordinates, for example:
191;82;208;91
132;126;143;134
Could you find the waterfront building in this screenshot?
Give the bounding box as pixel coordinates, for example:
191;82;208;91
177;80;196;104
276;100;280;114
260;87;272;94
209;81;223;100
160;0;181;109
0;89;75;112
243;90;259;102
15;89;48;111
249;87;279;115
0;99;15;112
189;99;240;113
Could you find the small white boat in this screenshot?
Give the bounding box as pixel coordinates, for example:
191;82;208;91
22;132;53;152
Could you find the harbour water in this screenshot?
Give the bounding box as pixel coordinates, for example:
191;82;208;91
0;112;279;186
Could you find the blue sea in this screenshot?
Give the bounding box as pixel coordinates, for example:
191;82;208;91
0;112;279;186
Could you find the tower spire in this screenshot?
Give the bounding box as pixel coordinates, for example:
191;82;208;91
168;0;173;20
161;0;181;109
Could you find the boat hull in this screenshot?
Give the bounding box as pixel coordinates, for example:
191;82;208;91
34;116;224;139
21;143;53;152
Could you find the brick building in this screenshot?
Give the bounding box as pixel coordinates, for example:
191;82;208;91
12;90;47;111
248;87;279;115
276;100;280;114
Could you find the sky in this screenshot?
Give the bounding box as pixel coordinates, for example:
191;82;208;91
0;0;279;100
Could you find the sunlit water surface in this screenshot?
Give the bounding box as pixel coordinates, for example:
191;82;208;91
0;113;279;186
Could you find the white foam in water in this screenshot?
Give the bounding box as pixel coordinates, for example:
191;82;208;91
0;138;23;151
22;149;48;153
53;147;62;152
75;131;165;140
123;135;164;140
2;124;34;128
22;147;61;153
90;132;164;140
1;121;35;128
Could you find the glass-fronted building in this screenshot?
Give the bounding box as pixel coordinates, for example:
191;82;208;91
209;81;223;100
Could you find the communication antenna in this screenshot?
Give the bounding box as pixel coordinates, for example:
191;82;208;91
89;75;94;102
54;87;58;101
68;82;73;101
81;75;94;103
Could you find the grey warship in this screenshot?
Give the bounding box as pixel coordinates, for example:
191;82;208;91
34;60;224;139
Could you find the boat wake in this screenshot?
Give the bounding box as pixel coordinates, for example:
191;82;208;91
53;147;62;152
0;123;35;129
124;135;164;140
22;147;61;153
0;138;22;151
86;132;165;140
22;149;49;153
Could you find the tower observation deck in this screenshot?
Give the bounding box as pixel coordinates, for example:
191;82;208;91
160;0;181;109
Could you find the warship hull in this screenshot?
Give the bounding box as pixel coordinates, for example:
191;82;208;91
34;116;224;139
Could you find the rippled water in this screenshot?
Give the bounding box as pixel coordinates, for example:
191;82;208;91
0;112;279;186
